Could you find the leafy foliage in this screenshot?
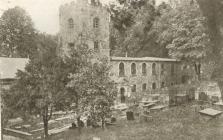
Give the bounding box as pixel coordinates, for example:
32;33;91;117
0;6;37;58
109;0;170;57
157;3;210;62
3;34;70;137
197;0;223;60
67;58;117;127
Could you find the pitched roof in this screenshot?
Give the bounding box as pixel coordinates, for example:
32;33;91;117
110;57;179;62
0;57;29;79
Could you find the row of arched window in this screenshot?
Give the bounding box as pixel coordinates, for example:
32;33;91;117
68;17;99;29
119;62;157;76
119;62;175;77
131;82;165;93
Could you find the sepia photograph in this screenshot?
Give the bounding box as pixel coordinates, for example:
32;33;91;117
0;0;223;139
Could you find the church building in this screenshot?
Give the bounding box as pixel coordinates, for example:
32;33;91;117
58;0;194;104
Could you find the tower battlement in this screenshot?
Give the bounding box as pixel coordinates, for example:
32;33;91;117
59;0;104;13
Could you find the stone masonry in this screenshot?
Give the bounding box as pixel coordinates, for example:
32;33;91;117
59;0;110;57
58;0;195;104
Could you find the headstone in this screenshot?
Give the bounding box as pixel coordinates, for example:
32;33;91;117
69;123;77;129
93;137;101;140
111;116;116;123
77;117;84;128
86;116;92;127
15;126;22;129
126;111;134;120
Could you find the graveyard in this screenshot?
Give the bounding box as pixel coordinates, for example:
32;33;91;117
49;102;223;140
4;99;223;140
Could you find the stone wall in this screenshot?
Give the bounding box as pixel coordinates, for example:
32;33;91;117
109;59;183;103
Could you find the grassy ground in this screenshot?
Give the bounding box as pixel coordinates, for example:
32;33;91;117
49;103;223;140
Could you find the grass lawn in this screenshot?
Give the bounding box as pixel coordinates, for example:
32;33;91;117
48;103;223;140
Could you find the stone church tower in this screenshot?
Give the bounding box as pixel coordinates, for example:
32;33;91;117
58;0;110;58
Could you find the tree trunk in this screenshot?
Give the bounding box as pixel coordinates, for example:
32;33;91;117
42;105;52;139
217;81;223;101
43;117;49;139
101;117;105;129
75;98;82;133
194;62;201;81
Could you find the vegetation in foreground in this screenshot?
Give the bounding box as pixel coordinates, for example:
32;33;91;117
49;103;223;140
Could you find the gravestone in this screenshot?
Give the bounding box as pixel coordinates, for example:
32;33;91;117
126;111;134;120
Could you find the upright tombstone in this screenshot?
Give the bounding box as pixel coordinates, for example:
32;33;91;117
126;111;134;120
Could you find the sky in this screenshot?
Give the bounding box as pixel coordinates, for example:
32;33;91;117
0;0;168;35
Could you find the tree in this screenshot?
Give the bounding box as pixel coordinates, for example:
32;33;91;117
121;1;169;57
156;2;211;80
109;0;169;57
3;34;70;138
196;0;223;91
196;0;223;62
67;58;117;129
109;0;142;56
0;6;37;58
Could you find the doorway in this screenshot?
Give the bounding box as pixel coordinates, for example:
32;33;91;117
120;87;126;103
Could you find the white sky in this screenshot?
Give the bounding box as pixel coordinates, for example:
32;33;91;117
0;0;168;35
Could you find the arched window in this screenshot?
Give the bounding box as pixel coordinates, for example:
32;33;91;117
131;63;136;76
152;63;156;75
182;75;189;84
93;17;99;28
94;41;99;51
91;0;96;4
68;18;74;29
142;83;147;91
161;64;164;75
119;62;125;76
171;63;175;76
91;0;99;5
152;82;156;90
120;87;125;103
182;64;187;70
68;43;74;48
142;63;147;75
132;85;136;93
161;82;165;88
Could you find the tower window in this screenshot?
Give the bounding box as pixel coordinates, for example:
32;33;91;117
131;63;136;76
119;62;125;76
94;41;99;51
132;85;136;93
152;63;156;75
161;82;165;88
152;82;156;90
68;43;74;48
142;83;147;91
91;0;97;5
142;63;147;75
68;18;74;29
93;17;99;28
